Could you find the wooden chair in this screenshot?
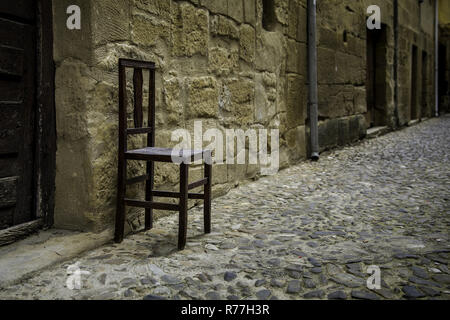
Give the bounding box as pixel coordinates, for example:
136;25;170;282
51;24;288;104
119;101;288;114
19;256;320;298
114;59;212;250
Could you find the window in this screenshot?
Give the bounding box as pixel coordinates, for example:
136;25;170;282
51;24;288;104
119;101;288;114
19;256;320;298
262;0;276;31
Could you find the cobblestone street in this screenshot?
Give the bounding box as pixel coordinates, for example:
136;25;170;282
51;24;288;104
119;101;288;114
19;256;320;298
1;116;449;300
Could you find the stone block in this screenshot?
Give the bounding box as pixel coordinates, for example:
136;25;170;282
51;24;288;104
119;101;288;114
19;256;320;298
254;77;269;123
348;115;360;142
211;15;239;39
286;39;299;73
154;162;179;186
297;4;307;43
171;3;209;57
286;40;306;74
187;77;219;118
55;60;94;142
92;0;130;46
213;163;228;185
208;46;239;75
354;86;367;115
212;183;232;198
286;125;306;160
246;162;259;180
239;24;256;63
337;117;350;146
131;14;168;47
347;34;364;57
200;0;228;15
318;26;337;49
263;72;277;88
274;0;289;26
221;78;255;125
226;78;255;104
255;31;285;72
287;0;300;39
228;0;244;23
336;53;364;85
54;142;92;230
227;162;247;185
336;52;358;84
318;119;339;151
357;115;367;139
286;74;307;129
163;77;184;125
254;74;277;124
317;47;336;84
134;0;171;20
244;0;256;26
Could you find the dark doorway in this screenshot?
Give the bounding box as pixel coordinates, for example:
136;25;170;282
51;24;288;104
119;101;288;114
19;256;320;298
262;0;276;31
421;50;428;118
410;45;418;120
438;43;448;113
366;26;387;128
0;0;55;233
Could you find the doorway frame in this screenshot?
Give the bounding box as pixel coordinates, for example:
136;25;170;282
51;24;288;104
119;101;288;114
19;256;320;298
410;44;419;120
421;50;428;118
365;24;388;128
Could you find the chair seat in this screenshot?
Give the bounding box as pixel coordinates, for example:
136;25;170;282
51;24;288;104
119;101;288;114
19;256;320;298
125;147;208;162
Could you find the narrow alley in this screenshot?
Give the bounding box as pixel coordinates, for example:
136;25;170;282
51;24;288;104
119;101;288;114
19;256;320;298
0;116;449;300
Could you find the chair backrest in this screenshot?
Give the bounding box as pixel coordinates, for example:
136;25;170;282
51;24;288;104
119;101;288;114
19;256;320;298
118;59;156;152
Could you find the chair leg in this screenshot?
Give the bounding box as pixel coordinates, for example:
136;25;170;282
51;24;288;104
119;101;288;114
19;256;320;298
204;159;212;234
178;163;189;250
145;160;154;230
114;158;126;243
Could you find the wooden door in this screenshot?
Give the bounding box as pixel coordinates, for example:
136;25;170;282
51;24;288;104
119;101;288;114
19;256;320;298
411;45;418;120
438;43;448;111
0;1;37;230
366;30;376;128
421;51;428;118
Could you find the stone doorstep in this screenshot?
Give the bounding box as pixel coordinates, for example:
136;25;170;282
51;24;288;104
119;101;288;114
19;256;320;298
368;117;432;139
407;119;420;126
0;228;113;288
366;126;390;139
407;116;434;127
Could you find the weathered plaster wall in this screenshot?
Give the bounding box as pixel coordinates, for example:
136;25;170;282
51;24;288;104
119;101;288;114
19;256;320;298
52;0;437;233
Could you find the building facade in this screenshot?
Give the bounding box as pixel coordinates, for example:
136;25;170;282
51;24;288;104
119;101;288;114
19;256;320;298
0;0;443;239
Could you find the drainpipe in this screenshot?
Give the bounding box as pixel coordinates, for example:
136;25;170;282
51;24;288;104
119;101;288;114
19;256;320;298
394;0;399;127
307;0;319;161
435;0;439;117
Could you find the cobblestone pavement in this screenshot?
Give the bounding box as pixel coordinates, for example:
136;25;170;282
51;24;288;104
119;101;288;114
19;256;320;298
1;116;449;300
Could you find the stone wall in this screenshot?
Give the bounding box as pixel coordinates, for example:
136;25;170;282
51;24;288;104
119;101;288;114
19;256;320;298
395;0;435;124
315;0;368;150
52;0;437;233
